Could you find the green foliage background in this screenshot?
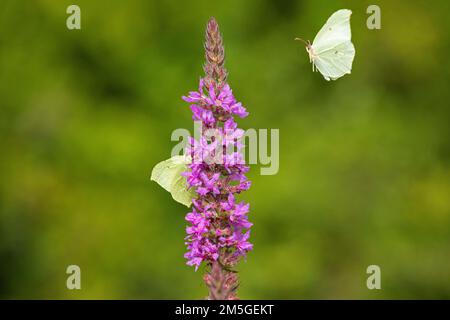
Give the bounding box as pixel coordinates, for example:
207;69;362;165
1;0;449;299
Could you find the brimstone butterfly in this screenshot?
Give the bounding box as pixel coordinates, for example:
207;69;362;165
296;9;356;81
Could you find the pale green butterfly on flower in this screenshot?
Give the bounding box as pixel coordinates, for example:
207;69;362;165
150;154;196;207
296;9;356;81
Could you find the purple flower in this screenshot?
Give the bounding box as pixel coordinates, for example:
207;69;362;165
230;202;252;229
198;172;220;195
183;78;249;121
190;105;216;127
182;17;251;300
234;231;253;255
182;78;205;103
220;194;235;211
183;74;253;272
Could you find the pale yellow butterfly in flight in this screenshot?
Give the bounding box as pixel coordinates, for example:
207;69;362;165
296;9;356;81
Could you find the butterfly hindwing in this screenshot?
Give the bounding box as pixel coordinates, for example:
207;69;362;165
170;174;197;208
313;40;355;81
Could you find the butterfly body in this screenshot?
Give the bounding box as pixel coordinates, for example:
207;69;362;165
305;41;317;70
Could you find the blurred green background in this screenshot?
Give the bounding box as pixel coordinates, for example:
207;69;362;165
1;0;449;299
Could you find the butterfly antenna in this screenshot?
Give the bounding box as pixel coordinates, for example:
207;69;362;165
294;37;309;46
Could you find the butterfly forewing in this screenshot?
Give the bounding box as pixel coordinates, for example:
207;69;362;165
312;9;352;53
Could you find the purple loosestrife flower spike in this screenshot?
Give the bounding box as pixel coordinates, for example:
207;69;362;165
183;17;252;300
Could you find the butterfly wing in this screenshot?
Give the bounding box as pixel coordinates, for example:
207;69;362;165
311;9;355;81
151;155;194;207
170;174;197;207
312;41;355;81
312;9;352;53
151;155;186;192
